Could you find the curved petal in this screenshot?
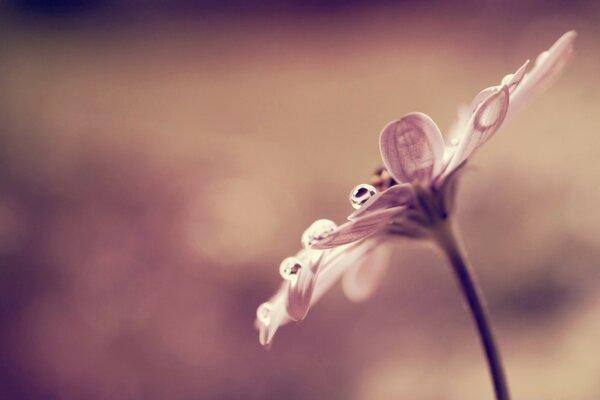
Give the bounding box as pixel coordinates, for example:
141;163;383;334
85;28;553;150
508;30;576;120
342;242;391;302
379;112;445;184
311;206;405;249
285;251;321;321
468;60;529;109
444;86;510;176
311;239;383;303
257;239;383;346
256;286;290;347
445;60;529;156
348;183;413;220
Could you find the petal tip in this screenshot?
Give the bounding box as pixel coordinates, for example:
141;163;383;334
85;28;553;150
563;30;577;42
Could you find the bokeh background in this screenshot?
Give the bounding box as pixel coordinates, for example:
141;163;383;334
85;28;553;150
1;1;600;399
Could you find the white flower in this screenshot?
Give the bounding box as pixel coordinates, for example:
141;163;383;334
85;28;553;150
256;31;576;347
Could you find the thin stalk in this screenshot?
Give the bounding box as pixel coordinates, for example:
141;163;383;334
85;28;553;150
433;221;510;400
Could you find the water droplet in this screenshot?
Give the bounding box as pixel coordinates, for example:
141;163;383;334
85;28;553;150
349;184;377;209
301;219;337;248
449;137;459;146
501;73;514;85
256;302;272;325
536;51;549;65
279;257;303;280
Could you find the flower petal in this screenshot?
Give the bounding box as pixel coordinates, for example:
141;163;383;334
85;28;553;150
348;183;413;220
502;59;530;94
311;239;382;303
445;60;529;155
286;254;319;321
256;250;327;345
256;286;290;347
470;60;530;108
379;112;445;184
342;242;391;302
311;206;405;249
299;241;379;309
257;239;383;345
444;85;510;175
508;30;576;120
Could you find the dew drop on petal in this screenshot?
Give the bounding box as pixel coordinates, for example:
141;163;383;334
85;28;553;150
449;137;459;146
501;73;514;85
256;302;272;326
349;184;377;210
301;219;337;248
279;257;303;280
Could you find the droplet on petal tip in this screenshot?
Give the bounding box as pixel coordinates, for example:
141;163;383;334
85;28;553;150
501;73;514;85
301;219;338;248
350;184;377;210
279;257;303;281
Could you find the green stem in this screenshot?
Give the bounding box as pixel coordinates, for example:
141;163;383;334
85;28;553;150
434;221;510;400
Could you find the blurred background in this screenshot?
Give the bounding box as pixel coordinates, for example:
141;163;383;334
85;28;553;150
1;1;600;399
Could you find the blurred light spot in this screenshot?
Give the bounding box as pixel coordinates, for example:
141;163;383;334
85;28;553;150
564;180;600;247
0;198;25;253
184;177;281;265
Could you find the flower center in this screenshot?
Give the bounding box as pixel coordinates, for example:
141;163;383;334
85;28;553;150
370;166;397;191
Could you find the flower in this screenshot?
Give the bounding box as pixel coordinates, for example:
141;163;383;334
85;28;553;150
314;30;576;248
256;31;576;346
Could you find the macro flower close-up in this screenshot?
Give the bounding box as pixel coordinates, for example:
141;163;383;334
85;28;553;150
256;30;576;345
2;2;600;400
256;30;577;400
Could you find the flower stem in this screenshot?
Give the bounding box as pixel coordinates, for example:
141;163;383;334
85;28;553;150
433;221;510;400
